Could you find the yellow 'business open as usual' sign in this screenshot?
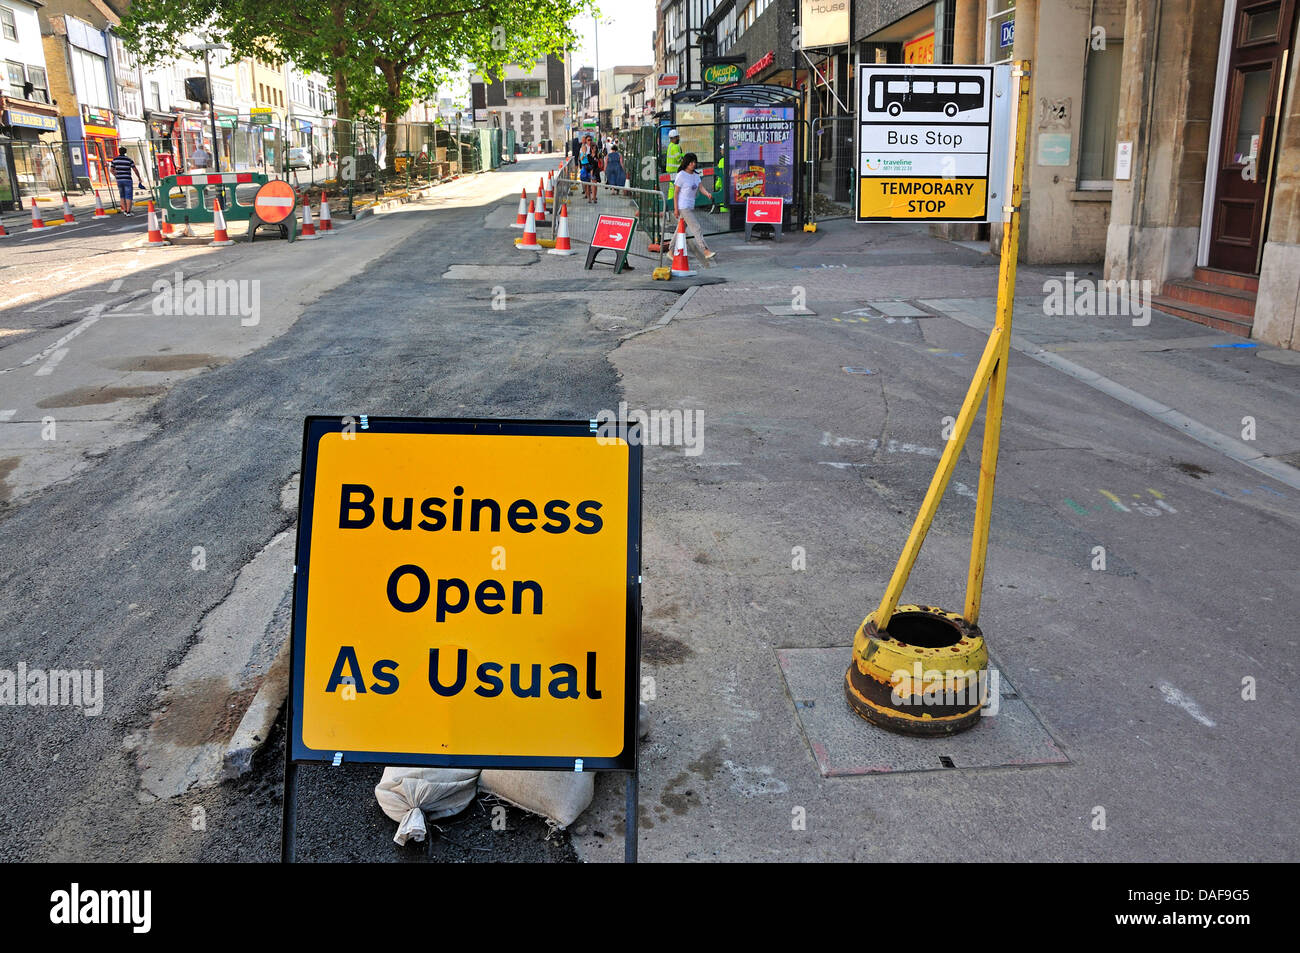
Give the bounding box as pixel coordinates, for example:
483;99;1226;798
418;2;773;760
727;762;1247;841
857;64;1011;223
289;417;642;770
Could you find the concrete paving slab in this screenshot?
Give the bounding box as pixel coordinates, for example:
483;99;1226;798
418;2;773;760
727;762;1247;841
777;648;1069;777
866;300;928;317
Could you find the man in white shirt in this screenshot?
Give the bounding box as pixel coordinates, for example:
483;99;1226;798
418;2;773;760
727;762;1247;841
673;152;716;261
189;143;211;171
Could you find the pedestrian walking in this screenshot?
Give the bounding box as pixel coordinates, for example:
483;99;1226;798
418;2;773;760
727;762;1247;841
674;152;716;262
579;135;599;203
604;144;627;193
109;147;145;216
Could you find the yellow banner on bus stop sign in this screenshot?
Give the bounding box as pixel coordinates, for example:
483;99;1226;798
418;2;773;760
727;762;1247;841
858;177;988;219
289;417;642;771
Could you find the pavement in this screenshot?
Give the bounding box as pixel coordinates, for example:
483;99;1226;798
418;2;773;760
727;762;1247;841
0;153;1295;862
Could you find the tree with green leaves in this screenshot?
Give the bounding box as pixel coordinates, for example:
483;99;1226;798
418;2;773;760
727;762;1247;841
118;0;592;168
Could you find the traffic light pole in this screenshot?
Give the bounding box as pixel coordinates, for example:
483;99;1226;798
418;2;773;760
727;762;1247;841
204;49;220;171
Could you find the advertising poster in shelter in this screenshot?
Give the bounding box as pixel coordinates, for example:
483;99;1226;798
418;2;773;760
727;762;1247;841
726;106;795;205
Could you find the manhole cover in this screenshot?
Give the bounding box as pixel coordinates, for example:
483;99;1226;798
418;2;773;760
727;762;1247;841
776;647;1069;777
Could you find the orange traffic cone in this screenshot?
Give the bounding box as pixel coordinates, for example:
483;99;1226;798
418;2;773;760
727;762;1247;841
93;190;107;218
532;189;549;227
318;193;334;235
160;208;174;236
62;194;75;223
30;202;45;229
145;201;168;246
511;188;528;228
299;201;319;240
516;207;539;250
0;220;9;239
545;173;555;202
210;198;234;247
548;203;573;256
670;217;696;277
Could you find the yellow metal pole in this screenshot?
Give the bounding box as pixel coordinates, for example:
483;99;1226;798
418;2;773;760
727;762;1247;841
872;321;1004;629
964;60;1032;625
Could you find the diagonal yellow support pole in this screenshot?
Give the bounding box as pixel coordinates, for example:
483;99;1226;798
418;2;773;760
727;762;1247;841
965;61;1032;625
871;61;1032;633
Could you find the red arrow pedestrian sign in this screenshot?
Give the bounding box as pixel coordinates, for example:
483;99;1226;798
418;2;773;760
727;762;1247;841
592;215;636;251
745;196;783;224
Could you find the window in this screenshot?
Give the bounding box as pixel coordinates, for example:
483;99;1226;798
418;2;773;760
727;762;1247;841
70;47;111;108
1;7;16;42
985;0;1016;64
27;65;47;103
150;81;161;111
504;79;544;98
6;61;24;100
1078;39;1124;187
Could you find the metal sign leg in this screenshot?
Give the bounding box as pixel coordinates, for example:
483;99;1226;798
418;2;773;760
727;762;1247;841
624;769;638;863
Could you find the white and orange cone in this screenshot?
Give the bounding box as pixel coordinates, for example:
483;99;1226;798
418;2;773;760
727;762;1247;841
511;188;528;228
548;203;574;256
299;201;319;240
160;207;174;236
532;189;549;227
318;193;334;234
145;201;168;246
210;199;234;247
545;172;555;203
0;220;9;239
62;194;75;223
93;190;107;218
516;207;539;250
670;217;696;277
30;202;45;229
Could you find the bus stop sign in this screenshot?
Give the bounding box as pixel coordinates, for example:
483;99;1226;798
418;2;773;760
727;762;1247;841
857;64;1011;223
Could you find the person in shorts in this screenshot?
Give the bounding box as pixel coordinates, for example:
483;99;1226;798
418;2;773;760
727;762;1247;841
109;147;145;216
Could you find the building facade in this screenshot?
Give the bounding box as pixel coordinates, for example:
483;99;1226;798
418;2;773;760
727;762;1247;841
853;0;1300;348
471;53;569;149
1;0;60;207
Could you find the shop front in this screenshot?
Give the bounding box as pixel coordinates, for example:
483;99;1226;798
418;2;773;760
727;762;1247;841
71;106;120;188
1;105;62;207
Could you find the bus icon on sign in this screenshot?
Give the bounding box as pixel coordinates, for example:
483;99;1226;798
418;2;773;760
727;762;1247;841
868;74;985;118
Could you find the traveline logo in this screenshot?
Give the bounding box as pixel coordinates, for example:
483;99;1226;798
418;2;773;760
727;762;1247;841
50;883;151;933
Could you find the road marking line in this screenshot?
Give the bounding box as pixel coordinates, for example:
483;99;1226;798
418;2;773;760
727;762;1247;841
0;409;15;422
1158;682;1216;728
0;302;106;375
35;347;68;376
17;223;97;243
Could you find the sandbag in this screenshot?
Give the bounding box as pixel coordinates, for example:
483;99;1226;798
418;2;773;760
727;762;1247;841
374;767;480;845
480;769;594;829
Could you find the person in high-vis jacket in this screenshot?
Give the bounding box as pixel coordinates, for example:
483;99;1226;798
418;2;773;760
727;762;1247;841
666;129;683;204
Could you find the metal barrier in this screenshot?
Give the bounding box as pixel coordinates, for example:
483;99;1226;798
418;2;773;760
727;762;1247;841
155;171;269;224
552;175;667;270
806;115;856;228
2;119;490;215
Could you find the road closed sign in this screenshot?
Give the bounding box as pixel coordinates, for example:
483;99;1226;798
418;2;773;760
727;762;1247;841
857;64;1011;222
289;417;642;770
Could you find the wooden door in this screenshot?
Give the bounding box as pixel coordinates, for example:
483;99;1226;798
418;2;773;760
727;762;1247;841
1208;0;1297;273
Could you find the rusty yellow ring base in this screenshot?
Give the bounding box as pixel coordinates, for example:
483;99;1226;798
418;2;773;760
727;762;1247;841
845;603;989;738
844;668;983;736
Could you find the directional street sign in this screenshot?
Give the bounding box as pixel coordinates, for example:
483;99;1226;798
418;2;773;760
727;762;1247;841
586;214;637;274
856;64;1012;223
745;196;784;242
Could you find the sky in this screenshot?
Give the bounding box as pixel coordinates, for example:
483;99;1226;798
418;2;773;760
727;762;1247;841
567;6;657;72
